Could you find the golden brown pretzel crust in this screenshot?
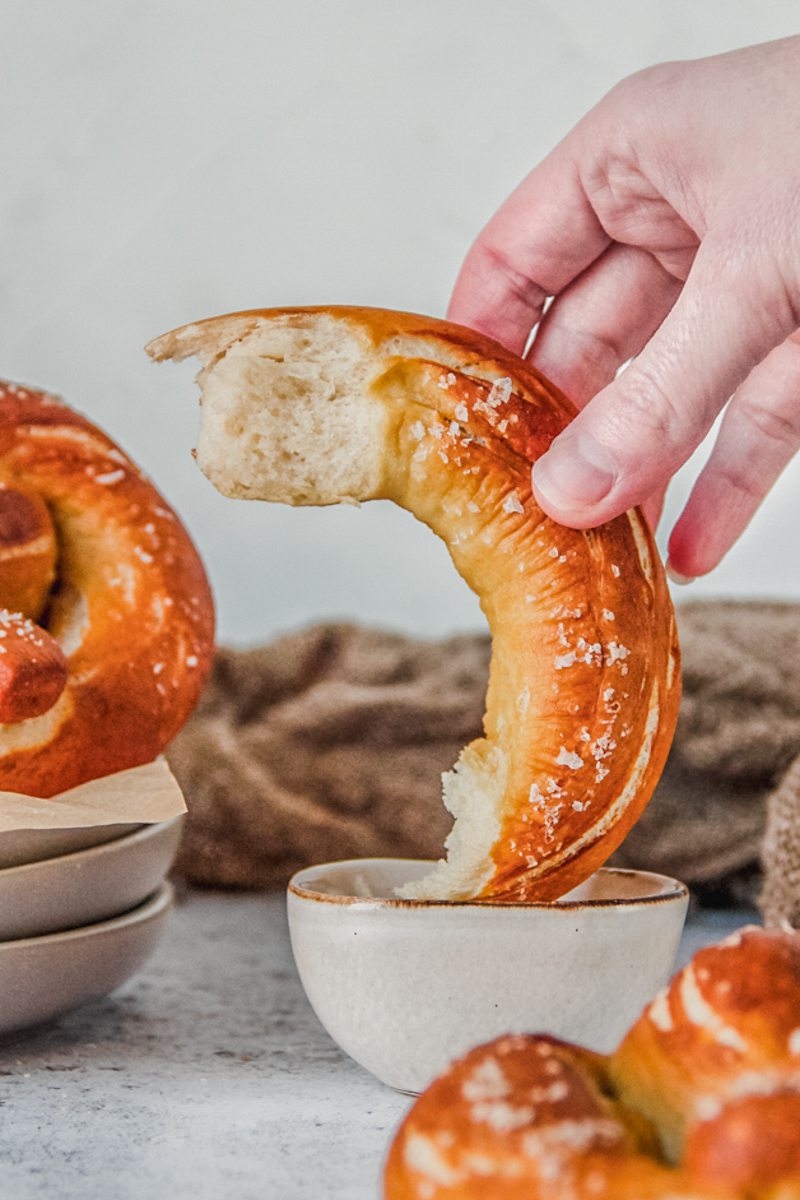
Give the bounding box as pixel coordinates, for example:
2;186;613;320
610;926;800;1157
384;1035;720;1200
149;305;680;901
384;927;800;1200
684;1091;800;1195
0;381;214;796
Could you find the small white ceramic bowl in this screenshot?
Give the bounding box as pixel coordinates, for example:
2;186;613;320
288;858;689;1093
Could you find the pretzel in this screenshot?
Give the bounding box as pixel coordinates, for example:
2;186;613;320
384;926;800;1199
147;306;679;901
0;380;214;796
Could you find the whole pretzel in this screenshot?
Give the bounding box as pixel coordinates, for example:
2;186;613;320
148;306;679;901
385;927;800;1199
0;381;214;796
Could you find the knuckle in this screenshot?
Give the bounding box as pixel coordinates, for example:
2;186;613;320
606;63;673;105
714;459;767;503
611;363;693;449
477;239;547;308
570;326;629;379
737;392;800;450
602;61;690;128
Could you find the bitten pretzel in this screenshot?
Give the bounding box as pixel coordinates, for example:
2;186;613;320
384;927;800;1200
148;306;680;901
0;381;214;796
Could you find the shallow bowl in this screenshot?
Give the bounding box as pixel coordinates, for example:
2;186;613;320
0;822;141;870
0;882;173;1037
0;816;183;940
287;858;689;1093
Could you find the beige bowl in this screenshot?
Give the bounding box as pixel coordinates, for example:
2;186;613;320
0;816;183;941
0;882;173;1037
0;822;141;870
288;858;689;1093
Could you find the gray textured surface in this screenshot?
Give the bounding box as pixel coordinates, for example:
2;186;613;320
0;891;751;1200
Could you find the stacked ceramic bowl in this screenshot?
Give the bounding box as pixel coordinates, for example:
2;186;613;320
0;816;181;1036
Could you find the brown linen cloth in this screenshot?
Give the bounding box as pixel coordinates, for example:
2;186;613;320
166;601;800;926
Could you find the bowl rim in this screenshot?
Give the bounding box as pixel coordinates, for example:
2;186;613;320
288;858;689;910
0;881;174;952
0;815;183;881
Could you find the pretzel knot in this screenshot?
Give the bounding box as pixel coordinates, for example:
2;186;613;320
0;381;214;796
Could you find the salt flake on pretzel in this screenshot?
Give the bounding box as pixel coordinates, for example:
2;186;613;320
148;306;679;901
0;381;214;796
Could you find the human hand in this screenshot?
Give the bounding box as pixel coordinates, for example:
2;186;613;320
448;37;800;580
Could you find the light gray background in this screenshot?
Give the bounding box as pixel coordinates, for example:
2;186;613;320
1;1;797;644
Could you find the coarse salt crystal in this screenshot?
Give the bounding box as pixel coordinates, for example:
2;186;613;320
487;377;512;407
555;747;584;770
606;642;630;664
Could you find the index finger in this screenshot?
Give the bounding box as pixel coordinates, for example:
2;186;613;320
447;144;611;355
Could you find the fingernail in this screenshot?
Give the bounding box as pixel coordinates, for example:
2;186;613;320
666;560;695;586
533;435;617;510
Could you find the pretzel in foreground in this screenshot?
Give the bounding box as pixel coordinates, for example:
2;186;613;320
384;926;800;1199
0;381;214;796
148;306;679;901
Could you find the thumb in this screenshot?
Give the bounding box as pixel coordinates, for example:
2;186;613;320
531;240;798;528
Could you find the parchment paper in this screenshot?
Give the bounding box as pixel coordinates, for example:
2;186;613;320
0;758;186;832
